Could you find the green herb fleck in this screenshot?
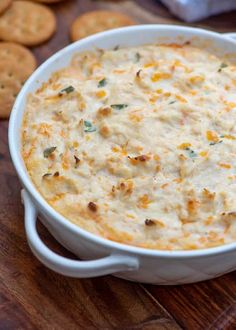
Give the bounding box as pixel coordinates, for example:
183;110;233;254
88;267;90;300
85;127;96;133
98;78;107;88
84;120;96;133
209;140;223;146
185;147;197;158
59;85;75;95
43;147;56;158
111;104;128;110
169;100;176;105
135;52;141;63
218;63;228;72
84;120;92;128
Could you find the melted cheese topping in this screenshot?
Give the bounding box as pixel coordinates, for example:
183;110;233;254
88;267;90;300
22;44;236;250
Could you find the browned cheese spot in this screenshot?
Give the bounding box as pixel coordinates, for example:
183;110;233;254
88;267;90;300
88;201;98;212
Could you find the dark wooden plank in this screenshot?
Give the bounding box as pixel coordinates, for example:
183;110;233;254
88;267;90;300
145;274;236;330
0;283;35;330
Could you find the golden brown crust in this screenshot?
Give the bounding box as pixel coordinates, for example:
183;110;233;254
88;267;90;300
70;10;136;42
0;1;56;46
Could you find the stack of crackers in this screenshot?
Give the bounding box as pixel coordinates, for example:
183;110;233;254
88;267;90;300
0;0;59;118
0;0;135;119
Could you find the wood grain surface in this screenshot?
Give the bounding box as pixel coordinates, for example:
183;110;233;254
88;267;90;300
1;1;236;329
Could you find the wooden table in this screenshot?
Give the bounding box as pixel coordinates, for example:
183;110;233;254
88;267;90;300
1;1;236;329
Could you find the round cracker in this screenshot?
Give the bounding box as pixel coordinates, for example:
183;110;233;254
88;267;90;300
70;10;136;42
0;1;56;46
0;61;32;118
0;0;12;15
16;0;65;2
32;0;65;2
0;42;37;76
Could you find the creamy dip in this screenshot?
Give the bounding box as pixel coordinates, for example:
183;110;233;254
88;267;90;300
22;44;236;250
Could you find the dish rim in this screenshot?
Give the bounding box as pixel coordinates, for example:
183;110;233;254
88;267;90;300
9;24;236;259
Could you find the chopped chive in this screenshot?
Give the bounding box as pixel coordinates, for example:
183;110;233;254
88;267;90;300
209;140;223;146
84;120;96;133
218;63;228;72
85;127;96;133
43;146;56;158
84;120;92;128
98;78;107;88
185;147;197;158
111;104;128;110
169;100;176;105
135;52;141;63
59;85;75;95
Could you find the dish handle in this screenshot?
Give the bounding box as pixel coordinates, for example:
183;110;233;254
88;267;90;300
22;190;139;278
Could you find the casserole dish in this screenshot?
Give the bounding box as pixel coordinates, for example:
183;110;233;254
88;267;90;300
9;25;236;284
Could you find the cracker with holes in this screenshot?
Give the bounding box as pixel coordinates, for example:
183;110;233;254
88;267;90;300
0;1;56;46
0;0;12;15
0;42;37;76
70;10;136;42
0;61;33;119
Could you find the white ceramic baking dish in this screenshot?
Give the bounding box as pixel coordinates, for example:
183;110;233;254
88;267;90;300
8;25;236;285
